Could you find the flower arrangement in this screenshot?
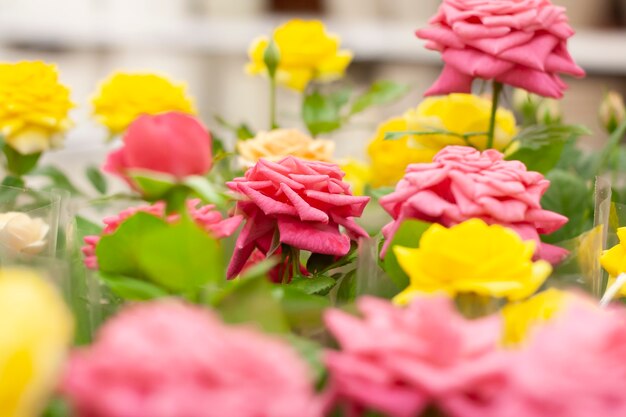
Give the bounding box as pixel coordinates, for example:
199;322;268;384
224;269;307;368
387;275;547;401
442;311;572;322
3;2;626;417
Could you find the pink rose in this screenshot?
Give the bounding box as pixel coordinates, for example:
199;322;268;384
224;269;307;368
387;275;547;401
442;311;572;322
417;0;585;98
323;296;507;417
380;146;568;264
104;112;212;186
82;199;242;270
226;157;370;278
62;301;321;417
495;302;626;417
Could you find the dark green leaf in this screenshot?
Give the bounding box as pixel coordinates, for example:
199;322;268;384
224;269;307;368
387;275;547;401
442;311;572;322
290;275;337;295
98;272;170;300
306;253;336;274
350;81;410;115
541;170;592;244
382;220;431;289
30;165;82;195
302;91;342;136
3;145;42;176
336;269;357;303
86;165;108;194
1;175;24;188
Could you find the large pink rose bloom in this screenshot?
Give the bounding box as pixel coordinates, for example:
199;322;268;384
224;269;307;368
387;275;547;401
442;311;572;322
417;0;585;98
496;303;626;417
62;301;321;417
323;296;507;417
380;146;568;264
226;156;370;278
104;112;212;185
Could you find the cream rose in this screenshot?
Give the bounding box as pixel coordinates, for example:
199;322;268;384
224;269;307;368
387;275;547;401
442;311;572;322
0;212;49;255
237;129;335;167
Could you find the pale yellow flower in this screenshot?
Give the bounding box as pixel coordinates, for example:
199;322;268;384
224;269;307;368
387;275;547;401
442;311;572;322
367;117;438;188
237;129;334;166
0;213;49;255
338;158;371;196
92;72;196;135
393;219;552;305
0;268;73;417
501;288;568;346
0;61;73;154
246;20;353;92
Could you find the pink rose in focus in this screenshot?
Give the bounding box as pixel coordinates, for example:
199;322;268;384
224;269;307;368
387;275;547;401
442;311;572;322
495;302;626;417
226;157;370;278
62;301;321;417
82;199;241;270
380;146;568;264
323;296;507;417
104;112;212;187
417;0;585;98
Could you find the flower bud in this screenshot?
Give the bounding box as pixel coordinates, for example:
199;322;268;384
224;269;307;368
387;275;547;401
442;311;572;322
599;91;626;134
536;99;562;125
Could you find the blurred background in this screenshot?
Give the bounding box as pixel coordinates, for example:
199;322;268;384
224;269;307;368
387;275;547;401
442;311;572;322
0;0;625;175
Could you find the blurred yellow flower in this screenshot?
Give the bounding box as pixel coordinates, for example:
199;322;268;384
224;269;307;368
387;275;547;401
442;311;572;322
404;93;517;151
339;158;371;196
92;72;196;135
246;20;353;92
0;268;73;417
502;288;567;346
393;219;552;305
0;61;73;154
237;129;334;166
367;117;438;188
600;227;626;299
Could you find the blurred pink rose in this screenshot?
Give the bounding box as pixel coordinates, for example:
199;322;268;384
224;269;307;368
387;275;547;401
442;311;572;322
417;0;585;98
380;146;568;263
104;112;212;186
495;302;626;417
323;296;507;417
226;157;370;278
62;301;321;417
82;199;241;269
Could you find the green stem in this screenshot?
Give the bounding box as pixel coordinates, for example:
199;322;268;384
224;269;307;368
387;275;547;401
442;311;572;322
486;82;503;150
269;75;278;130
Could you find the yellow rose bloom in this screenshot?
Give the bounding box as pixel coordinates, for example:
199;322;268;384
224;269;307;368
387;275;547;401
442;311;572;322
600;227;626;299
367;117;438;188
92;72;196;135
246;20;353;92
237;129;334;166
0;268;73;417
404;93;517;151
393;219;552;305
0;61;73;154
338;158;372;196
501;288;567;346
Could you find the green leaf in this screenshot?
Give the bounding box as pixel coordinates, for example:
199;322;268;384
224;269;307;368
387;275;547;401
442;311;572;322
75;215;102;243
273;286;330;331
350;81;410;116
594;120;626;175
42;397;72;417
129;171;176;199
215;276;290;333
540;169;592;244
86;165;108;194
336;269;357;303
284;334;326;383
1;175;24;188
214;115;256;140
306;253;336;274
96;212;168;278
137;216;224;293
290;275;337;295
302;91;343;136
2;145;42;176
382;220;431;289
30;165;82;195
98;272;170;300
329;88;352;108
183;176;228;207
506;124;590;174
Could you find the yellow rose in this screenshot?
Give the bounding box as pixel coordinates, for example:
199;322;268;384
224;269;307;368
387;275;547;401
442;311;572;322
600;227;626;300
0;213;49;255
338;158;372;196
237;129;334;166
393;219;552;305
0;61;73;154
246;20;353;92
92;72;196;135
367;117;438;188
0;268;73;417
404;93;517;151
501;288;568;346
